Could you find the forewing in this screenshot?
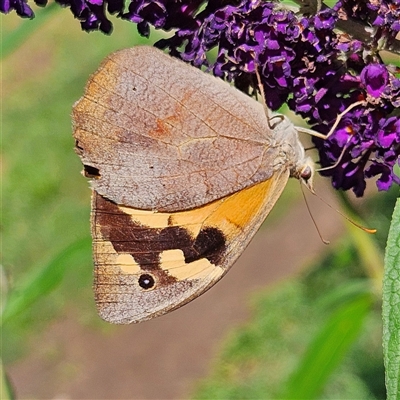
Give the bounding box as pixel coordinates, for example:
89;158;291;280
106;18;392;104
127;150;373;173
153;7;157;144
73;46;281;212
92;169;289;324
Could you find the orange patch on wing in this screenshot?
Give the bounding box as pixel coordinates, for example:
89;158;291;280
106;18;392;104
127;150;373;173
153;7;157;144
117;172;287;242
203;173;286;238
150;118;173;138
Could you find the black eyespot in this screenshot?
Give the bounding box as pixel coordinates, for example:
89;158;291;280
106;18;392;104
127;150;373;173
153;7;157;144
138;273;156;290
301;165;312;181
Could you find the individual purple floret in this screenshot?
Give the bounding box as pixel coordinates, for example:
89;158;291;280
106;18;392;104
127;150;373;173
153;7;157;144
0;0;34;18
361;64;389;98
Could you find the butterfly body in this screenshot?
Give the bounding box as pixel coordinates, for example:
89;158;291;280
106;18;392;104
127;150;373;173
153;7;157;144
72;46;313;324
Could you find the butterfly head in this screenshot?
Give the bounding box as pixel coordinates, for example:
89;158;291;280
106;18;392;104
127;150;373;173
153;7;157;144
270;114;316;193
295;156;315;193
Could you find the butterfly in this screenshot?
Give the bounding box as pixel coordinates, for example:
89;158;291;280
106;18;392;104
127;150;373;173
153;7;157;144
72;45;314;324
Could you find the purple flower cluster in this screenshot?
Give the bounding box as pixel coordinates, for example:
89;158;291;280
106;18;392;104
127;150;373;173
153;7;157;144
3;0;400;196
0;0;40;18
123;0;204;37
141;0;400;196
340;0;400;47
152;0;400;196
312;61;400;195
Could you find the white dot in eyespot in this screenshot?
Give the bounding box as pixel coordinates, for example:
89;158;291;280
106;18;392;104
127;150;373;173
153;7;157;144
138;273;156;290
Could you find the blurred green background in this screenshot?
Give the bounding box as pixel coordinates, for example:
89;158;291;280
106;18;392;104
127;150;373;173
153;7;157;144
2;5;146;354
2;4;399;399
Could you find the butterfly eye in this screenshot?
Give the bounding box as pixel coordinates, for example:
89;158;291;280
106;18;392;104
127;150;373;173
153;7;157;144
300;165;312;182
138;273;156;290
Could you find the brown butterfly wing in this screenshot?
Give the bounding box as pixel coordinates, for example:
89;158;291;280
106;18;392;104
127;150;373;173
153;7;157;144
92;170;288;324
72;46;286;212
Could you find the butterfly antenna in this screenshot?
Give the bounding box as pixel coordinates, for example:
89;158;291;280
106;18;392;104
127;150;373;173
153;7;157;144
302;183;377;234
300;184;330;245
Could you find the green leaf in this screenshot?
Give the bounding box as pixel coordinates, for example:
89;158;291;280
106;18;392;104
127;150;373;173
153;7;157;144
1;237;91;324
0;266;8;316
281;292;372;399
314;279;372;311
383;198;400;400
1;360;15;400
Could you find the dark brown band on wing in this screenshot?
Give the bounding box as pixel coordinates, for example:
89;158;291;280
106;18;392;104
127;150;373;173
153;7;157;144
92;192;227;270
